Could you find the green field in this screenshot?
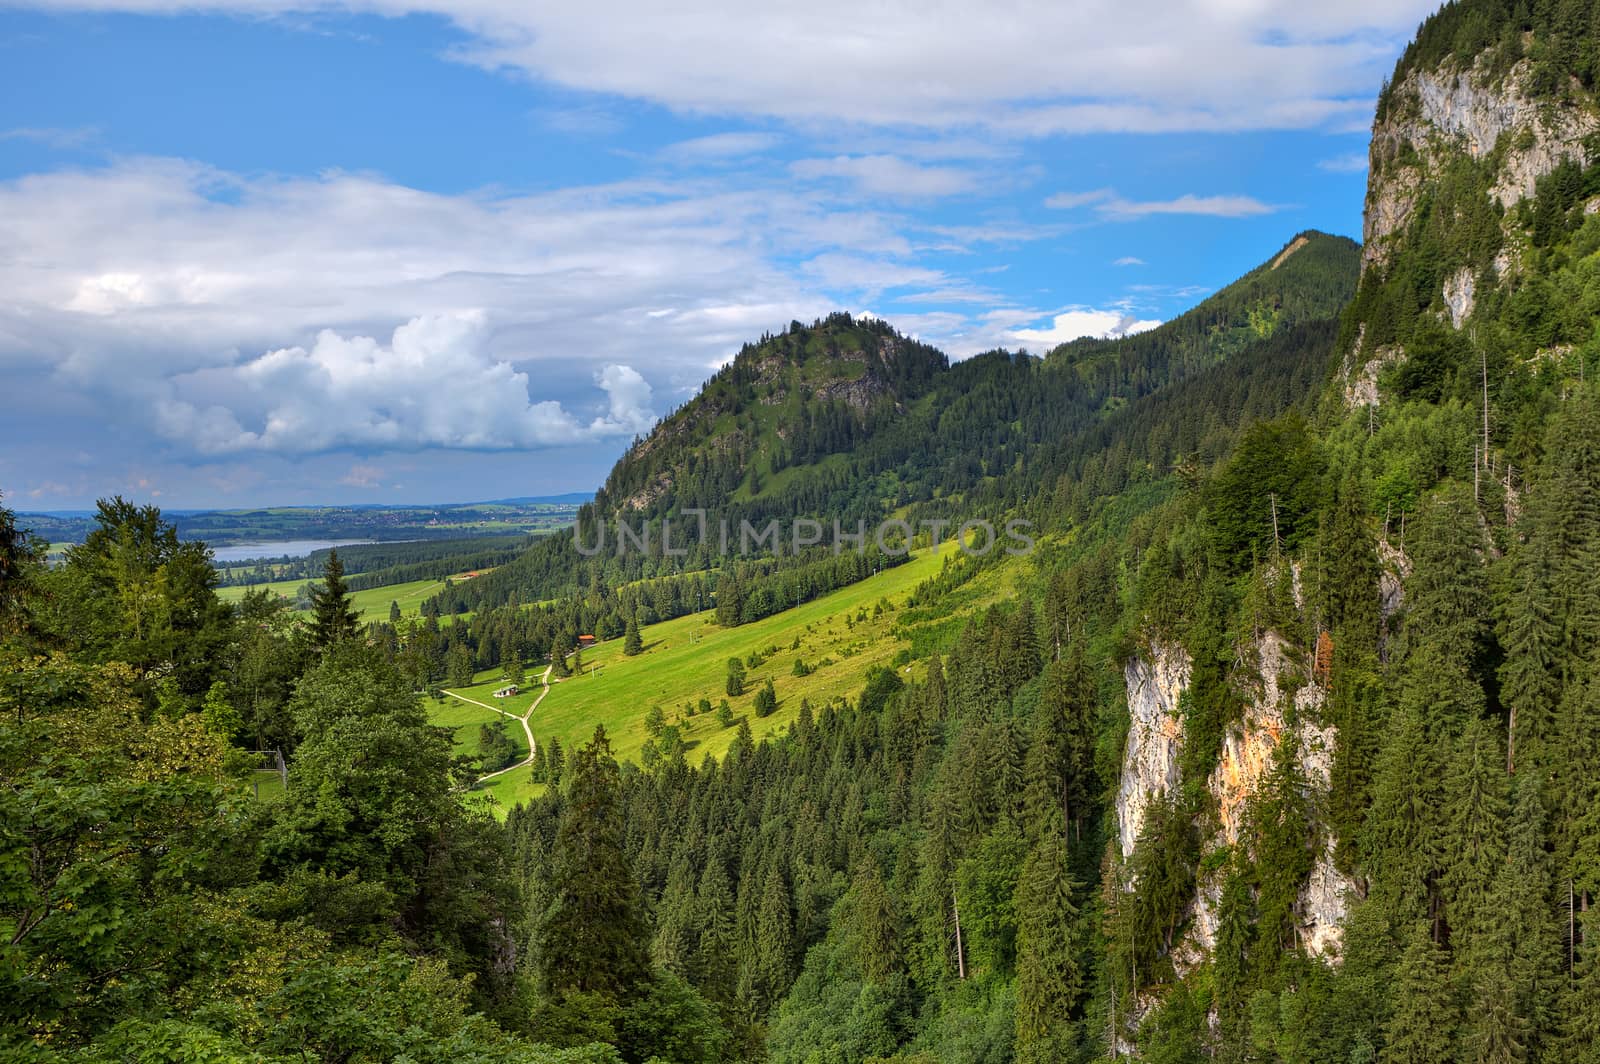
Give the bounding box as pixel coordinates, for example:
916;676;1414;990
219;574;480;623
436;543;1028;817
430;692;533;764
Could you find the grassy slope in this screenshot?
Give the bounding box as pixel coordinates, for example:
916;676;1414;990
430;692;534;764
219;574;484;623
443;544;1028;815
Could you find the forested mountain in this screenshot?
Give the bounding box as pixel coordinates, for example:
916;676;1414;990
6;2;1600;1060
436;232;1357;616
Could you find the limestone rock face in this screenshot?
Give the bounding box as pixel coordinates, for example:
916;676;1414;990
1444;266;1476;329
1181;633;1356;969
1116;637;1192;861
1344;51;1600;409
1367;57;1597;271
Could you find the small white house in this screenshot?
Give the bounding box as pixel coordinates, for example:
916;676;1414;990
494;684;518;698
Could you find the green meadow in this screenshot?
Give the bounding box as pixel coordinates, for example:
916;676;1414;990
219;574;480;623
438;543;1029;816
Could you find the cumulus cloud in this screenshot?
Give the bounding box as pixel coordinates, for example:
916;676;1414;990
0;157;1092;473
1011;309;1163;346
15;0;1425;133
152;313;656;454
1048;188;1283;220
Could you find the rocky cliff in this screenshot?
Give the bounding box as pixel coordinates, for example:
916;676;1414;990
1116;629;1357;975
1343;41;1600;407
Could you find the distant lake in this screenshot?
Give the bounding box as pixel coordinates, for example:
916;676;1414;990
208;539;375;563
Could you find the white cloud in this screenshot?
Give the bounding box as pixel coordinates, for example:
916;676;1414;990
790;155;978;199
153;313;655;454
591;363;656;436
1113;256;1146;266
0;157;1080;465
340;462;385;488
1011;309;1163;346
1047;188;1283;220
1317;152;1369;172
10;0;1430;133
0;126;98;148
660;131;782;164
1044;189;1114;209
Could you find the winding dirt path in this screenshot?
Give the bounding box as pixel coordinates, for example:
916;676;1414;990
444;663;553;783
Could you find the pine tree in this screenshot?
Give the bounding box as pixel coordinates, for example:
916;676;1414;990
851;855;901;983
1465;967;1527;1064
1213;861;1255;1062
1554;907;1600;1063
538;726;651;1001
754;678;777;718
1249;730;1315;965
748;860;793;1010
1013;818;1082;1064
1441;717;1509;965
1321;473;1382;652
1488;773;1562;1058
1361;699;1444;927
1380;922;1459;1064
1499;529;1559;775
1402;486;1489;687
308;549;360;650
623;614;643;656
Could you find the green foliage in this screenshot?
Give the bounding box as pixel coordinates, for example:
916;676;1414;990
309;548;361;651
538;726;651;1003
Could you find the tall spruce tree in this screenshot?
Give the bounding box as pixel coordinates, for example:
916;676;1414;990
309;548;360;650
1013;816;1082;1064
1441;717;1509;966
538;726;651;1001
1381;922;1459;1064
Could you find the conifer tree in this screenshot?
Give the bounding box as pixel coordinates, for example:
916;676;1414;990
1554;907;1600;1063
1487;773;1562;1058
1499;529;1559;775
851;855;901;983
1213;862;1255;1062
308;549;360;650
538;726;651;1001
1380;922;1459;1064
1361;699;1444;927
1402;486;1489;688
747;861;794;1010
1013;816;1082;1064
693;857;739;1009
1320;472;1382;651
1441;717;1509;965
623;614;643;656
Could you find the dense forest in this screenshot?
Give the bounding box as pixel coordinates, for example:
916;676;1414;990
6;2;1600;1059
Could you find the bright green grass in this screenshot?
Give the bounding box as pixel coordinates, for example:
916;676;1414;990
430;694;532;763
217;574;479;624
217;577;314;606
434;544;1030;817
249;769;286;802
437;672;551;812
514;547;961;767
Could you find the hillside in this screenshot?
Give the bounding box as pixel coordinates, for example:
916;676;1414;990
435;231;1358;616
14;3;1600;1060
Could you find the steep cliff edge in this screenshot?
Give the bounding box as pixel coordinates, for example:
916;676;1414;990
1116;630;1356;976
1342;16;1600;408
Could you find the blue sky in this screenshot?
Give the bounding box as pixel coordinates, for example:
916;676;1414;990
0;0;1434;510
